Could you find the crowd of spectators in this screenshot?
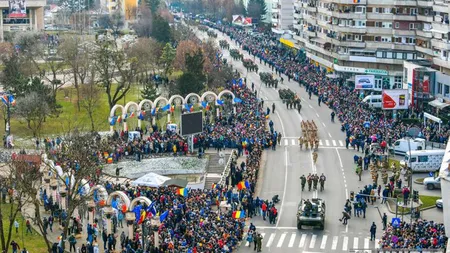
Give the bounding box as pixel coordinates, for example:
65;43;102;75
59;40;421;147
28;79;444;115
380;220;447;250
213;24;449;145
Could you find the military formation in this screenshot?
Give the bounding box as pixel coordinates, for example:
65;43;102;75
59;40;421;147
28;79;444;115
279;88;302;112
230;49;244;61
260;72;279;88
219;40;230;50
207;30;218;38
299;120;319;151
242;58;258;72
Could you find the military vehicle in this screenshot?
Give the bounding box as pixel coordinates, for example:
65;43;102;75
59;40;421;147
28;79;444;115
297;198;326;230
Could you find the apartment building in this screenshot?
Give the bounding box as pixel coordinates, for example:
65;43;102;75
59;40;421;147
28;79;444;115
272;0;294;33
0;0;45;41
100;0;138;20
431;0;450;75
292;0;447;88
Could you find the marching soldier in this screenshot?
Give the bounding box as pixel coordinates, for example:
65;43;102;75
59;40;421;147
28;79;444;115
312;151;318;164
299;137;303;150
277;133;282;145
305;140;309;150
300;175;306;191
312;174;319;190
315;139;319;150
307;173;313;191
382;169;389;185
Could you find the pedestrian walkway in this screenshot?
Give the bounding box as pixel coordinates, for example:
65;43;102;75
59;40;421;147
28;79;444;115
243;231;380;251
281;137;345;148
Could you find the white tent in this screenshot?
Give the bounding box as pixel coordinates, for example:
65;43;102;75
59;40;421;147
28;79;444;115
131;173;171;187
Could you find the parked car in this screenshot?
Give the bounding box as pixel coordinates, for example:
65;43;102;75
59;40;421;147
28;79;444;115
423;176;441;190
436;199;443;209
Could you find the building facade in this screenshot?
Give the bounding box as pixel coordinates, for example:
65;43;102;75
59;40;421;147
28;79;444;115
292;0;450;87
0;0;45;41
272;0;294;33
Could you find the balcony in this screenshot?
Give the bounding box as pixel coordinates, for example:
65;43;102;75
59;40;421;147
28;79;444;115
366;13;393;20
272;17;279;23
331;0;367;4
366;0;395;5
272;4;281;9
392;29;416;36
416;29;433;38
317;7;332;15
417;0;433;6
366;41;393;49
304;15;317;25
293;23;303;30
415;45;433;56
392;43;416;50
394;0;418;5
294;12;303;19
294;34;308;43
331;25;366;33
433;57;450;69
433;3;449;13
432;22;450;33
317;19;331;27
272;8;280;13
417;14;433;22
393;14;417;21
431;39;450;50
305;30;317;37
367;27;392;34
340;41;366;47
306;5;317;12
332;11;367;19
294;2;301;7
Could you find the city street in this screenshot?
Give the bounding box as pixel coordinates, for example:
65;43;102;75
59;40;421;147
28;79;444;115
195;28;388;252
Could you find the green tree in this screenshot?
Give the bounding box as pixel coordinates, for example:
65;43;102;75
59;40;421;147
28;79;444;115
141;82;159;100
145;0;160;13
152;15;171;43
159;43;176;80
247;0;267;21
175;49;206;96
186;49;206;77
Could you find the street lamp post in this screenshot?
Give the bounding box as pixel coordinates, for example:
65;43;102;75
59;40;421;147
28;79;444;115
406;127;421;225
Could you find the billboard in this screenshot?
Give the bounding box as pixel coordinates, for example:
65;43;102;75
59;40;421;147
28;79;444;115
382;89;409;110
355;75;375;90
9;0;26;18
180;111;203;136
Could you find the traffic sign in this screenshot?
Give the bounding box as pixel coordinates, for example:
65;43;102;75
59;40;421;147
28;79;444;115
429;172;434;177
392;217;401;228
363;121;370;128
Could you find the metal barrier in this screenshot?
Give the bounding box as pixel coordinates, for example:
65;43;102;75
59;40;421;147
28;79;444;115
425;141;447;150
218;149;238;187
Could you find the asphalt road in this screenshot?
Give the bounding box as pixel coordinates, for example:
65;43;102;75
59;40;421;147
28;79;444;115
194;27;390;253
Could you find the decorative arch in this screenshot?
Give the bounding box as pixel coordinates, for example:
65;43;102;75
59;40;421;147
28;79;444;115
109;104;124;118
201;91;218;103
153;97;169;108
218;89;235;103
88;185;107;196
106;191;131;208
124;102;139;116
184;93;201;105
138;99;153;111
169;95;185;105
128;196;151;212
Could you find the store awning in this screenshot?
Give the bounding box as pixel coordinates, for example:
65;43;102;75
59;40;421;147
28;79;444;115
280;38;295;48
161;178;188;188
429;99;450;109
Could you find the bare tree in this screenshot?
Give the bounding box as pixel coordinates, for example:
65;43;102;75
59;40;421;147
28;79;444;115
14;92;51;137
0;161;42;253
59;36;93;111
79;71;101;131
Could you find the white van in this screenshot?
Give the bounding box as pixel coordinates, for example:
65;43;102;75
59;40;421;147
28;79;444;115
362;95;382;108
401;150;445;172
391;138;426;155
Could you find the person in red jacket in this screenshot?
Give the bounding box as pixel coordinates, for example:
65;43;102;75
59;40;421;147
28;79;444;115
261;202;267;221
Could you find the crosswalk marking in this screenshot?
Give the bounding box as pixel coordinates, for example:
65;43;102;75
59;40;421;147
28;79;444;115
342;237;348;251
277;233;287;247
331;236;338;250
332;140;337;146
288;233;296;248
375;239;380;249
309;234;317;248
353;237;359;249
319;140;323;145
266;233;275;247
284;139;288;146
325;140;330;146
364;238;370;249
338;140;344;146
320;235;328;249
299;234;306;248
291;139;295;145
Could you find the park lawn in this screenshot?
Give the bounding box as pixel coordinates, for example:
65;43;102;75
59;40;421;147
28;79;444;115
0;204;48;253
420;195;440;209
388;158;401;169
0;83;143;143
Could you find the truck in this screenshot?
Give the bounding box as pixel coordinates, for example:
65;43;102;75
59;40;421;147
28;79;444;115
400;149;445;172
297;198;326;230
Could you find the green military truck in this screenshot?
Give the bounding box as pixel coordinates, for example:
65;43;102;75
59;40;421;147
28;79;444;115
297;198;326;230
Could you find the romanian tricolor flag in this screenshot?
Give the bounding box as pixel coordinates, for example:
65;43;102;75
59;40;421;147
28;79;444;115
138;210;146;224
237;181;248;190
129;112;135;118
232;211;245;219
353;0;360;3
177;188;188;197
170;105;175;113
117;116;122;123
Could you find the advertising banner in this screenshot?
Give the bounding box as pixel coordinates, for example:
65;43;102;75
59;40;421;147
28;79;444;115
9;0;26;18
382;89;409;110
355;75;375;90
